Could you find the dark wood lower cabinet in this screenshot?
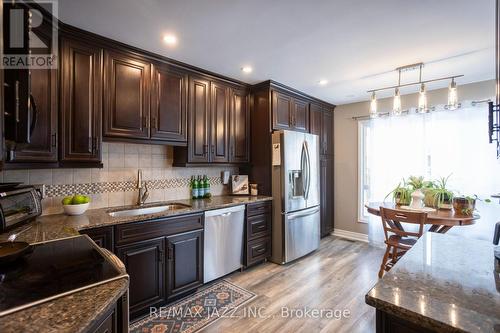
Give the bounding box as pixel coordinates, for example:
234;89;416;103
166;229;203;301
81;226;114;251
320;157;334;237
376;310;435;333
89;292;129;333
245;201;272;267
116;237;165;319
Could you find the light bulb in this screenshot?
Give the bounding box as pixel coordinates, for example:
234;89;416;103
369;92;378;118
393;88;402;116
417;83;428;114
447;78;458;110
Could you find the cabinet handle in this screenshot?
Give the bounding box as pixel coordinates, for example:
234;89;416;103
203;144;208;155
143;116;149;129
151;117;157;130
158;249;163;262
167;247;173;260
211;145;215;154
51;133;57;148
15;81;20;123
255;247;266;254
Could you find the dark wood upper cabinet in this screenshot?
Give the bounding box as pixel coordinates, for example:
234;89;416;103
272;90;292;130
310;103;333;156
116;237;165;319
309;103;322;137
60;37;102;166
229;88;250;163
292;97;309;132
322;109;333;156
166;229;203;301
103;50;150;140
150;64;187;142
187;76;210;163
272;90;309;133
210;82;230;163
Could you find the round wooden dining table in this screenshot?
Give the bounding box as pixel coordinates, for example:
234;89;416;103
365;202;480;233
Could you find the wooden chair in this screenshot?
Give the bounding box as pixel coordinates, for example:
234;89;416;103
378;207;427;278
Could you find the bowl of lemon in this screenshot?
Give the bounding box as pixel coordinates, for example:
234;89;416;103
62;195;91;216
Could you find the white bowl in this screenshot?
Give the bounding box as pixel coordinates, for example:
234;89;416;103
63;202;90;216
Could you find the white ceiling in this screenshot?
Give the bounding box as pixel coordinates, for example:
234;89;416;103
57;0;495;105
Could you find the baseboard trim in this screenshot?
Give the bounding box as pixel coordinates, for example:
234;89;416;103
332;229;369;243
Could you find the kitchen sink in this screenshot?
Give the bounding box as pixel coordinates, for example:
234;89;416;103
108;203;191;217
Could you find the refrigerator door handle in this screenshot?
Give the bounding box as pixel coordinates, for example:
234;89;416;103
302;141;311;200
287;206;320;220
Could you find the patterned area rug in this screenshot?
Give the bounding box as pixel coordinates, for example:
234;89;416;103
130;280;256;333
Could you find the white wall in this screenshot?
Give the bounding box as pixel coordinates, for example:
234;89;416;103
334;79;495;235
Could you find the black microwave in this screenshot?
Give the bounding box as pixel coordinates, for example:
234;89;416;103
0;186;42;232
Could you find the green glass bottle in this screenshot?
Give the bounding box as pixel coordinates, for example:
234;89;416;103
203;175;211;198
197;175;204;198
191;176;199;199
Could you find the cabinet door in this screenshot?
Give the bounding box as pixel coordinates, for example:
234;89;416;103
116;237;165;318
7;30;57;163
272;91;292;130
150;64;187;142
309;103;322;137
210;82;229;163
81;226;114;251
103;50;150;139
60;38;102;164
292;98;309;132
320;157;334;237
188;77;210;163
166;230;203;300
322;109;333;156
229;88;250;163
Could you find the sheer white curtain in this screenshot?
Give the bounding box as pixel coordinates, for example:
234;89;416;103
362;103;500;246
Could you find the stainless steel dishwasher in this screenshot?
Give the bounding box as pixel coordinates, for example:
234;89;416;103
204;205;245;283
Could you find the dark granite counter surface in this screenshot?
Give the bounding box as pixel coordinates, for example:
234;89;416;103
0;244;129;333
366;232;500;333
0;195;272;243
0;196;271;331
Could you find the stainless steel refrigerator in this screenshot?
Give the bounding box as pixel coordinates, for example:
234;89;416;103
270;130;321;264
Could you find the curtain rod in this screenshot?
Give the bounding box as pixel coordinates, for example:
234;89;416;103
351;99;492;121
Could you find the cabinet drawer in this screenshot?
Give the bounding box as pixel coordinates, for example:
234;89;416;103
246;201;271;217
246;236;271;266
115;213;203;245
247;213;271;240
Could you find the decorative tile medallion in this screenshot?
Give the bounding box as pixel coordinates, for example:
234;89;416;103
129;280;256;333
45;176;222;197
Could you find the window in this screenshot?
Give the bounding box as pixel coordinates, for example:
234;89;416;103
358;102;500;225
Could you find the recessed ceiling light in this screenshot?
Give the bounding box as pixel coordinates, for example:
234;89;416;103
318;79;328;85
241;66;253;73
163;34;177;46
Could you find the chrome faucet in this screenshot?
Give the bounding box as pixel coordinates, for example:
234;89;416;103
136;169;149;206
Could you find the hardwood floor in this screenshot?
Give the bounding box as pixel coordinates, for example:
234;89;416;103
201;236;384;333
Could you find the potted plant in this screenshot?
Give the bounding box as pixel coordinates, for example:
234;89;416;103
431;175;454;210
386;180;412;206
453;195;491;215
407;175;434;208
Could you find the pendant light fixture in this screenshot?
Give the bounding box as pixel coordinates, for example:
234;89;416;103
369;91;378;118
417;83;428;113
367;62;463;118
393;88;402;115
447;78;458;110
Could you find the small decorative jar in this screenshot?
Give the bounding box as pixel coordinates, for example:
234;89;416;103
410;189;425;209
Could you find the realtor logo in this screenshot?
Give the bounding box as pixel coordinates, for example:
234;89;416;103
2;0;58;69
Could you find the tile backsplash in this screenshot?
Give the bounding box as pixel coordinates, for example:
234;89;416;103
0;143;238;215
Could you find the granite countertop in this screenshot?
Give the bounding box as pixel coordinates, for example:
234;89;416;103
0;195;273;243
0;242;129;333
366;232;500;333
